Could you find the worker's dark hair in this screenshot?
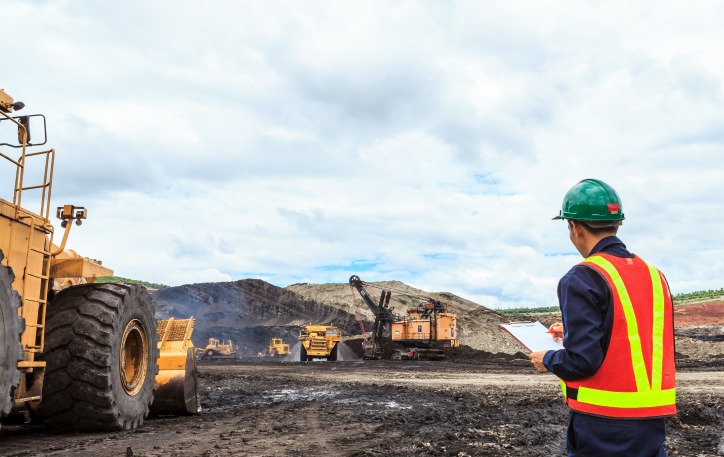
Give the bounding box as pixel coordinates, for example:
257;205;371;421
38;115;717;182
584;223;619;236
569;220;619;236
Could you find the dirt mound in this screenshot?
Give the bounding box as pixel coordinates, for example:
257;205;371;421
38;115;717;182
151;278;724;363
287;280;480;320
154;278;516;359
288;280;520;353
455;306;530;354
343;337;366;359
152;279;359;356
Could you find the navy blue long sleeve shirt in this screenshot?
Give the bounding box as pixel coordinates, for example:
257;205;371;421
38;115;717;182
542;235;634;380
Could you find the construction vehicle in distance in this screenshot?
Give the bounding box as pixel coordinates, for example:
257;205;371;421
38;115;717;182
259;337;290;357
199;337;239;359
349;275;459;360
0;88;197;432
299;324;341;361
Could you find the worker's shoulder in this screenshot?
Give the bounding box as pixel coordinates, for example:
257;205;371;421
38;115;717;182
560;262;610;290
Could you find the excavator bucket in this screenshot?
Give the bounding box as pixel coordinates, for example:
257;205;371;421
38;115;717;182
151;317;199;415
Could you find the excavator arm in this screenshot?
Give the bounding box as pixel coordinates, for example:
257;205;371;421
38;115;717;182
348;275;396;358
348;275;395;320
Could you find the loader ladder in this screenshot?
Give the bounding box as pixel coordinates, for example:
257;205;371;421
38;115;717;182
18;148;55;357
18;212;53;356
0;122;56;356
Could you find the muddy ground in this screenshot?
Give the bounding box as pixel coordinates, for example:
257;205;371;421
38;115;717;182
1;353;722;457
2;295;722;456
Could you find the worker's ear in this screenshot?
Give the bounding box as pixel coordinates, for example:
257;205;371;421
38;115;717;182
569;221;584;237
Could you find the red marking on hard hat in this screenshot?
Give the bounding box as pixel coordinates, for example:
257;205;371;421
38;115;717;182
608;203;620;214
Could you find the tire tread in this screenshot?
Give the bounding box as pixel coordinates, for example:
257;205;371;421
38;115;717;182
38;283;158;432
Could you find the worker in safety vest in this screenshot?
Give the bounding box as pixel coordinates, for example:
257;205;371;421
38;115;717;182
530;179;676;456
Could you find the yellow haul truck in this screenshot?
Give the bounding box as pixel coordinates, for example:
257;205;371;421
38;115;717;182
299;324;341;361
0;88;197;432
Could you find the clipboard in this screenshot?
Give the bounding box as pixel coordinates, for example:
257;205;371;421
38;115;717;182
499;321;563;352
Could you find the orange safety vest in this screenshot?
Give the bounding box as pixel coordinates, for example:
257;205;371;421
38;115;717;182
560;253;677;418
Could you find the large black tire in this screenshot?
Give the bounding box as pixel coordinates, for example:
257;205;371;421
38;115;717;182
328;344;338;362
38;283;159;432
0;250;24;420
300;345;307;362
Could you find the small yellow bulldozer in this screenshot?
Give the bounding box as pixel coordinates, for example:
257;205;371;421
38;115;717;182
259;337;290;357
199;337;239;359
299;324;341;361
0;88;197;432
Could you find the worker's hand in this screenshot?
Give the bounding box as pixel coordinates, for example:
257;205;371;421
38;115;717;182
548;322;564;341
529;351;549;373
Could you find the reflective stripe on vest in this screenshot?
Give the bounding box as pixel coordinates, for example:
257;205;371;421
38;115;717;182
561;255;675;410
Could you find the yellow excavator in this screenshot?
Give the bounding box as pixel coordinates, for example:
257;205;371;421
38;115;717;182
0;88;197;432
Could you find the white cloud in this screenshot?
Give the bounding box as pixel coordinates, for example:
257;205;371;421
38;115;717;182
3;0;724;309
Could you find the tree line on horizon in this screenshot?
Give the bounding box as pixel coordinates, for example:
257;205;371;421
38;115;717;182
498;288;724;315
95;276;168;290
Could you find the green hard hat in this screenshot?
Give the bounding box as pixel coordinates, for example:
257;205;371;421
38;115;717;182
553;179;624;224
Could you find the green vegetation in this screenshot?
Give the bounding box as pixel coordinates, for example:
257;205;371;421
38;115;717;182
672;288;724;305
497;306;559;316
497;288;724;313
95;276;168;290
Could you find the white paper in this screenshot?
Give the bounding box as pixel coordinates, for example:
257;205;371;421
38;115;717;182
499;321;564;352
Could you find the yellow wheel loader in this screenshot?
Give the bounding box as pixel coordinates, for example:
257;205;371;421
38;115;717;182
259;337;290;357
0;88;197;432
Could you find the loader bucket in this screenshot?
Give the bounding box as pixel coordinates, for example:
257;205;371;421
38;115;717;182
151;317;199;415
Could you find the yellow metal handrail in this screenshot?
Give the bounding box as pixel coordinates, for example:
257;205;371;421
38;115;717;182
1;110;55;221
13;148;55;221
2;109;55;355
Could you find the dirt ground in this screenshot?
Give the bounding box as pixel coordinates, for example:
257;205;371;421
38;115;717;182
1;355;722;457
674;301;724;326
2;299;722;456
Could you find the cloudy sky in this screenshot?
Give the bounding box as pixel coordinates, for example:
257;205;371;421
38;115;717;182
3;1;723;309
